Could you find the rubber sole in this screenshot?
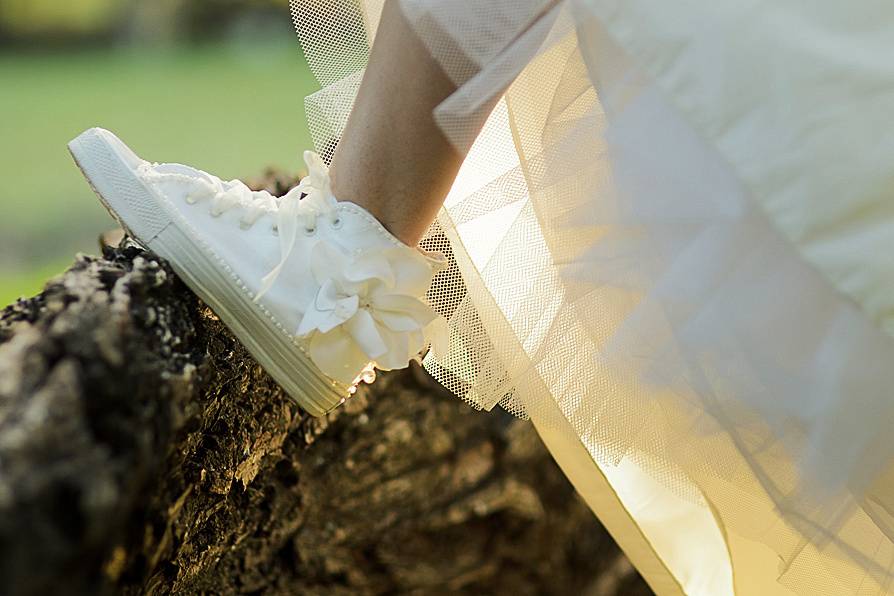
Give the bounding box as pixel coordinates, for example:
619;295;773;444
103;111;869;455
69;128;347;416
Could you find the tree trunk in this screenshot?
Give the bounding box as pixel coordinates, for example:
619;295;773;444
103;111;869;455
0;174;651;596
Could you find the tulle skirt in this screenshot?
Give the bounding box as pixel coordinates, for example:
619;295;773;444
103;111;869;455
291;1;894;593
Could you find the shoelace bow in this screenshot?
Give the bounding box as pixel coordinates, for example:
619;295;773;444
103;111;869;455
254;150;337;302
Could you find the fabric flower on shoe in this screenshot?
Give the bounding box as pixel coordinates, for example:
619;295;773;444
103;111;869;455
297;239;446;383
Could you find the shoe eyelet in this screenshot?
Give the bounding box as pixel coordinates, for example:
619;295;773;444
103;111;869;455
304;226;317;236
271;224;279;236
330;216;343;229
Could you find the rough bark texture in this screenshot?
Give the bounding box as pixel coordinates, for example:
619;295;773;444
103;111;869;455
0;174;652;596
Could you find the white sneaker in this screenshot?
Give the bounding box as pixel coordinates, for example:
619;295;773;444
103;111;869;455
68;128;446;416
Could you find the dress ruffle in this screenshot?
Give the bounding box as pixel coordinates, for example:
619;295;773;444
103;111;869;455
291;1;894;593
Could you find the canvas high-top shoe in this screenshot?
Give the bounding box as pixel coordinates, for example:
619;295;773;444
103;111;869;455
68;128;446;416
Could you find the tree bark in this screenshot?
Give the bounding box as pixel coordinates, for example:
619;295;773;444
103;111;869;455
0;175;651;596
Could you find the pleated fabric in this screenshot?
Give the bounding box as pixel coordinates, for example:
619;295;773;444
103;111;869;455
291;1;894;593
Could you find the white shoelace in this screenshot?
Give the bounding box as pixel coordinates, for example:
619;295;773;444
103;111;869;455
141;164;281;228
255;151;338;302
142;152;339;303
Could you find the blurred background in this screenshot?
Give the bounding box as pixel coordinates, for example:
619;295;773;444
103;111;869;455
0;0;320;304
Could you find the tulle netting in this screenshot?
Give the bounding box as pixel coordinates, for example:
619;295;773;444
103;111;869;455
290;1;894;593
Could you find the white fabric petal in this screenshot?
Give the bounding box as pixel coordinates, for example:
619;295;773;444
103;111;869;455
313;278;340;312
370;294;438;331
374;329;411;371
387;248;439;296
330;295;360;326
297;287;359;337
344;309;389;359
371;310;424;334
308;327;371;384
296;302;336;337
310;241;351;286
343;253;395;287
407;329;425;358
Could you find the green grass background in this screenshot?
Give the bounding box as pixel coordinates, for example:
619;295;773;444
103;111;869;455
0;37;319;305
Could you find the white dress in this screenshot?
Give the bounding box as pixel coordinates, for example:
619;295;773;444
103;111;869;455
291;1;894;593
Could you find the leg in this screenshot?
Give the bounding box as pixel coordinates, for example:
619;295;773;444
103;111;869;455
328;0;463;246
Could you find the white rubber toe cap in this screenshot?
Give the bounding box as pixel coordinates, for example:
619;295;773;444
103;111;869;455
69;127;171;243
